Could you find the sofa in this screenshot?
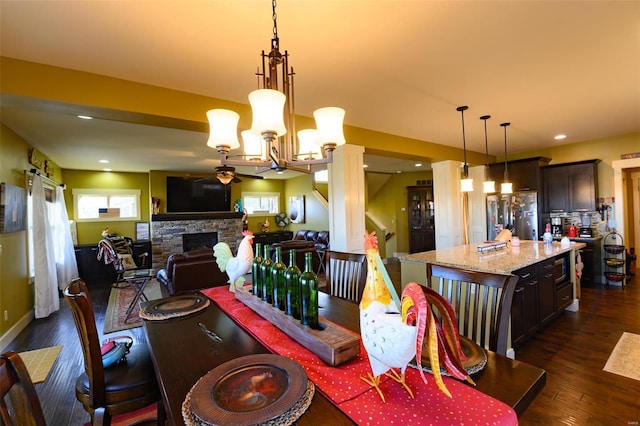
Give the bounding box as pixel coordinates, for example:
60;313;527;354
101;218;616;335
293;230;330;252
268;230;329;272
156;249;228;295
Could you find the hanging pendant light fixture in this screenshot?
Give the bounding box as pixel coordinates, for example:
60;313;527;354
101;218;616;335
457;105;473;192
480;115;495;193
206;0;345;174
500;122;513;194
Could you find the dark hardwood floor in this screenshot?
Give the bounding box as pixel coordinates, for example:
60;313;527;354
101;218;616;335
3;262;639;425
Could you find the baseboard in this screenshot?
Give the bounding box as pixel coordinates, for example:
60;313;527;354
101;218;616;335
0;309;34;352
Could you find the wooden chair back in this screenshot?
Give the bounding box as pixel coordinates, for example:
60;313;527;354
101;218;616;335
325;251;367;303
0;351;46;426
64;278;162;425
426;264;518;356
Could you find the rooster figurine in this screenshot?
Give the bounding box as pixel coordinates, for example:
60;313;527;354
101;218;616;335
213;230;254;292
359;231;471;402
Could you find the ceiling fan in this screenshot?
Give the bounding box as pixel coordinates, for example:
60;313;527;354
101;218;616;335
213;166;263;185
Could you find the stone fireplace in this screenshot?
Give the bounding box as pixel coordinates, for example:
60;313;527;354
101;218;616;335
151;212;243;271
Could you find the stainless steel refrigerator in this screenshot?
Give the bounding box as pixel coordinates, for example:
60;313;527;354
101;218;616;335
487;191;538;241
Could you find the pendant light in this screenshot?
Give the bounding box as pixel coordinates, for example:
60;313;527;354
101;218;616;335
457;106;473;192
480;115;495;193
500;122;513;194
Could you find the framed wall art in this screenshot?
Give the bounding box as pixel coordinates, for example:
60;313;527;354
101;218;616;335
0;183;27;233
289;195;305;224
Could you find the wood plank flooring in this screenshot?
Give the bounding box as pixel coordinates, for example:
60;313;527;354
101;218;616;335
3;264;639;425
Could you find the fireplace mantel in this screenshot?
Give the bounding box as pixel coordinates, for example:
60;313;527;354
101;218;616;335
152;212;243;221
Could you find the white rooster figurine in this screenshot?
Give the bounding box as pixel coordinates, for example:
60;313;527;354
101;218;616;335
359;231;430;402
359;231;473;402
213;230;254;292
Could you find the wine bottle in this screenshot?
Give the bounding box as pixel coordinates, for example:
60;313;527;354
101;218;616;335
271;246;286;310
284;249;301;319
300;252;319;328
251;242;263;298
260;245;273;304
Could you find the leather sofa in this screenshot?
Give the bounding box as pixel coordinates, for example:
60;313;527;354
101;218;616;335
269;239;319;271
293;230;330;251
156;249;228;295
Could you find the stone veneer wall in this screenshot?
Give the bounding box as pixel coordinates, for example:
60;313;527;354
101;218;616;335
151;212;244;271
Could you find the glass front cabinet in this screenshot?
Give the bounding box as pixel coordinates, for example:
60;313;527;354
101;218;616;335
408;185;435;253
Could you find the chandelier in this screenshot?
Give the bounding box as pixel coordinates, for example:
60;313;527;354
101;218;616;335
206;0;346;174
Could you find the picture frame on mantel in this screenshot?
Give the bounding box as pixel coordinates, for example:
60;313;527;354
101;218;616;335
0;183;27;233
289;195;305;224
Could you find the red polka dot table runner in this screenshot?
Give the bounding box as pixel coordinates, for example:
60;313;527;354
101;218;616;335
202;286;518;425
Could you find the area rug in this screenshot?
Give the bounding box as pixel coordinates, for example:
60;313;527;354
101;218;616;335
18;345;62;384
83;403;157;426
603;332;640;381
104;279;164;334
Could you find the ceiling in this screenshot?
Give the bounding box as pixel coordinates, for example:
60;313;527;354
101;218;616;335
1;1;639;179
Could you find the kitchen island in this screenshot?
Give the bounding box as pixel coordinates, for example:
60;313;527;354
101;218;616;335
399;240;586;353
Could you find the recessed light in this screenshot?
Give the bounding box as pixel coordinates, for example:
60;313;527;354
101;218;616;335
103;168;112;172
363;164;369;168
77;115;93;120
415;163;422;167
99;159;109;164
554;134;567;140
396;170;402;174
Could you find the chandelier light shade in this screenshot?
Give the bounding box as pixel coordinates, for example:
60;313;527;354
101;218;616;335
480;115;496;193
206;109;240;150
241;130;265;160
314;107;346;147
297;129;322;160
249;89;287;137
457;105;473;192
500;122;513;194
207;0;345;174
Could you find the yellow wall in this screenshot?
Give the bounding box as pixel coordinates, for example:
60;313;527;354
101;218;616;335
62;169;151;245
0;123;62;337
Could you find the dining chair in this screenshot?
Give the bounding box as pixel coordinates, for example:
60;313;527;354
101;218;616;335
0;351;47;426
324;250;367;304
425;263;518;356
63;278;164;426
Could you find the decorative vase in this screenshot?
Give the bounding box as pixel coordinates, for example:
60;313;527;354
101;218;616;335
260;245;273;304
251;242;263;298
271;246;286;310
300;252;319;329
284;249;301;319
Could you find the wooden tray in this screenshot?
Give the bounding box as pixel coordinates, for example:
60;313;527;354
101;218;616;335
235;286;360;366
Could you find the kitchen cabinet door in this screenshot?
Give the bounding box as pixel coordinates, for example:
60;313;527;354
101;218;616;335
538;259;556;326
543;166;568;212
568;163;598;211
511;264;538;349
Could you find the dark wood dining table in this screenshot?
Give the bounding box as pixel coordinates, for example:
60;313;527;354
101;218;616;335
142;290;546;425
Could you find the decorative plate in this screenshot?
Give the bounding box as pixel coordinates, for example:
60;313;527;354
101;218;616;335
185;354;311;426
139;293;210;320
417;335;487;377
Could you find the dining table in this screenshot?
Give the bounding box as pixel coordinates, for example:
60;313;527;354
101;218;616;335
142;287;546;425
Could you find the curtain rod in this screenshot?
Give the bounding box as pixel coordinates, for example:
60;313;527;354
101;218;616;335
26;169;66;189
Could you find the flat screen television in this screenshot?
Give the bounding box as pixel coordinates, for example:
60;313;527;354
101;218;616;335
166;176;231;213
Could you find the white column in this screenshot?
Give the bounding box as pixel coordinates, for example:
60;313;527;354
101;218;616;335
432;160;464;249
328;144;366;253
469;165;488;243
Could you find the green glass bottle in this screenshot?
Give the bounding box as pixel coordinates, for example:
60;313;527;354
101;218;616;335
260;245;273;304
271;246;286;310
251;242;263;298
284;249;301;319
299;252;319;328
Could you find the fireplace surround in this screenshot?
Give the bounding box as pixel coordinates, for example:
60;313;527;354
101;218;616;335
151;212;243;271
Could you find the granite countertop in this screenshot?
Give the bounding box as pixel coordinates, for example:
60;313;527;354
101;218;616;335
399;240;586;274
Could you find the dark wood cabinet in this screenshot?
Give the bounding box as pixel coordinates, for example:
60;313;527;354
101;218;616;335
407;185;435;253
578;237;603;287
74;240;152;287
74;244;116;287
511;264;538;349
538;258;556;327
488;157;550;192
542;160;599;212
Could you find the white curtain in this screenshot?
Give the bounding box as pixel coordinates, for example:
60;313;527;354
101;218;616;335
32;175;59;318
53;186;79;289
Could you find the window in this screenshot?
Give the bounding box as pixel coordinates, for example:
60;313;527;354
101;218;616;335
72;188;141;222
242;192;280;215
314;169;328;183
